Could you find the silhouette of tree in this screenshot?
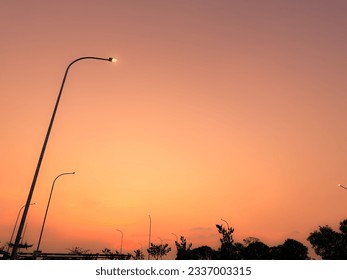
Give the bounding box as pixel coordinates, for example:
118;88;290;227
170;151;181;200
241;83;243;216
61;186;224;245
102;248;113;254
101;248;118;259
147;243;171;260
101;248;131;260
175;236;218;260
175;236;192;260
243;240;271;259
233;242;246;259
216;223;241;259
67;246;90;254
243;237;260;246
216;224;234;244
131;249;145;260
120;253;132;260
307;219;347;259
240;237;309;260
189;246;218;260
340;219;347;235
65;246;99;260
271;239;309;260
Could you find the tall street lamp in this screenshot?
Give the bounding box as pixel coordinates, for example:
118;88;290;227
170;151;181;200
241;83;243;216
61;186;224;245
7;203;36;253
36;172;75;253
116;229;123;254
148;214;151;260
11;56;116;259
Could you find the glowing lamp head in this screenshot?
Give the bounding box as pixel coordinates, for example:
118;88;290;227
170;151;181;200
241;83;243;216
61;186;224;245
109;57;117;62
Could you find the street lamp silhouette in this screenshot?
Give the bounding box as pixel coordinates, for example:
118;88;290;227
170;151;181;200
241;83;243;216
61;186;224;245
11;56;116;259
221;218;230;229
36;172;75;252
338;184;347;191
116;229;123;254
8;203;36;253
148;214;151;260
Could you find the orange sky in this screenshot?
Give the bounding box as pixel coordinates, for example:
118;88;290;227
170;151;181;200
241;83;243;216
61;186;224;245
1;1;346;259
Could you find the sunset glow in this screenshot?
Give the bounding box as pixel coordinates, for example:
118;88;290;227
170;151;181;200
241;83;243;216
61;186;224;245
1;1;346;259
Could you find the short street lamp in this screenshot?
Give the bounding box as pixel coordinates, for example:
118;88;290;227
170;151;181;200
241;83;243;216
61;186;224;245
7;203;36;253
116;229;124;254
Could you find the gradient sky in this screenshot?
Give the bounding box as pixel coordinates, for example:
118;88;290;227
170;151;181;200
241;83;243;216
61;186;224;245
1;0;346;259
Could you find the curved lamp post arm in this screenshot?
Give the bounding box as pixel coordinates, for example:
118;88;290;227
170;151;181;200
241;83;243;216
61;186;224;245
221;218;230;229
11;56;116;259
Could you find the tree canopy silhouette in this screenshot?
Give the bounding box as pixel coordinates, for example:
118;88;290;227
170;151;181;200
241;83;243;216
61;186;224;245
243;240;271;260
271;239;309;260
216;223;238;259
175;236;192;260
307;219;347;259
67;246;90;255
215;223;308;260
131;249;145;260
188;246;217;260
101;248;131;260
147;243;171;260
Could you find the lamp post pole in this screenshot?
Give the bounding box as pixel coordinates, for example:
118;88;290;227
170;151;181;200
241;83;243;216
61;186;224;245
21;223;28;243
36;172;75;253
7;203;36;253
11;56;116;259
116;229;123;254
148;214;151;260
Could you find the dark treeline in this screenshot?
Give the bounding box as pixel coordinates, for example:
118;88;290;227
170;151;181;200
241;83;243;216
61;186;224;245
103;218;347;260
174;219;347;260
175;226;308;260
1;218;346;260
